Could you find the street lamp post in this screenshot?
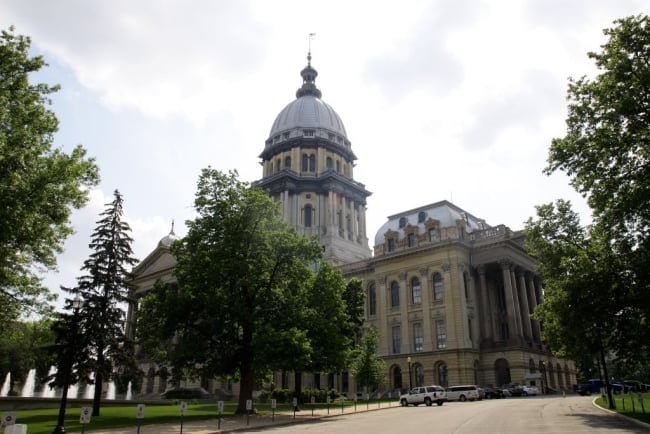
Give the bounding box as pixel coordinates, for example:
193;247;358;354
53;295;82;434
407;357;412;391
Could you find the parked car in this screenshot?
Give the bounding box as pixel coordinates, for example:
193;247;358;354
483;387;506;399
446;385;480;402
399;385;447;407
503;384;525;397
522;385;539;396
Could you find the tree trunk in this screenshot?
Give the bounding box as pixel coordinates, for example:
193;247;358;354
92;343;105;416
236;325;255;415
599;345;616;410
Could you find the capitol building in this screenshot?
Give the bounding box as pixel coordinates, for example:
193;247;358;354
126;53;575;398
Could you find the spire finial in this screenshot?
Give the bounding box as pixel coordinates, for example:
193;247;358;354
296;33;321;99
308;33;316;66
170;219;175;236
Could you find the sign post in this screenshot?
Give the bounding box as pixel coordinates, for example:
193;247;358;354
246;399;252;425
79;407;92;434
136;404;145;434
217;401;224;429
271;398;277;422
179;401;187;434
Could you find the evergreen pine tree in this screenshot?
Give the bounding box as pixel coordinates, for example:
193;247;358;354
61;190;138;416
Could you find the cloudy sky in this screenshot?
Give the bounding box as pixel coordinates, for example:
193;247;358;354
3;1;646;309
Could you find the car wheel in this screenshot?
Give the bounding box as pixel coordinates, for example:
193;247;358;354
437;400;444;406
523;391;528;397
400;399;408;407
459;395;466;402
424;397;432;406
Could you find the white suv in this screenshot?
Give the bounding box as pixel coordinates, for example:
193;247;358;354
399;385;447;406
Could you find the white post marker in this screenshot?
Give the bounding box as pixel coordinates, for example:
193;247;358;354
136;404;146;419
246;399;252;411
217;401;224;413
180;401;187;416
80;407;92;424
271;399;277;409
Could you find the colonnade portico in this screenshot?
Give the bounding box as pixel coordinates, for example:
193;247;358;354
474;258;544;349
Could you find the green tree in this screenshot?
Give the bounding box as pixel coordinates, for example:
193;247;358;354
525;200;622;407
137;169;322;414
349;326;385;394
545;14;650;358
61;190;138;416
0;319;55;396
0;27;100;329
289;264;361;405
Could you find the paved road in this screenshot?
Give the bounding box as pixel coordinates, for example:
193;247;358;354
253;396;648;434
87;395;649;434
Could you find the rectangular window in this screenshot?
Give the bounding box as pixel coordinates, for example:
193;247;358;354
303;129;315;137
387;238;395;252
428;228;438;242
436;319;446;349
414;323;424;352
412;281;421;304
407;232;415;247
392;326;401;354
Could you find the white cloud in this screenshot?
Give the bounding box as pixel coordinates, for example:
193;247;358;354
4;0;646;312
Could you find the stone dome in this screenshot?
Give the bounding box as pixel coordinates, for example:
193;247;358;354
158;222;178;247
374;201;489;246
269;96;347;138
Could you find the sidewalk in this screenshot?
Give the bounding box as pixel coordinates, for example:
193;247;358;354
84;402;399;434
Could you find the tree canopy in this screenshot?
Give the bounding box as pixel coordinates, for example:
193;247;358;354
0;27;99;329
137;169;326;414
527;15;650;386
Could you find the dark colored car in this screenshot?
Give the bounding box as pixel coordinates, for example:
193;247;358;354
483;387;505;399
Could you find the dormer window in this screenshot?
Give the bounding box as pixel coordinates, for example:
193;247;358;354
418;211;426;223
399;217;407;229
387;238;396;252
428;228;439;242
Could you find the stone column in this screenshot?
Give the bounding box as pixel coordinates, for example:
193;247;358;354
509;268;523;340
517;270;533;342
477;265;493;342
526;273;542;342
500;260;520;340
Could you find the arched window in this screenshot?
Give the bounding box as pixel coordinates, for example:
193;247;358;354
390;281;400;308
418;211;426;223
368;283;377;316
436;362;448;387
326;157;333;169
433;273;444;301
269;161;273;173
304;204;313;228
336;160;341;172
414;364;424;387
284;156;291;169
302;154;309;172
411;277;421;304
309;155;316;172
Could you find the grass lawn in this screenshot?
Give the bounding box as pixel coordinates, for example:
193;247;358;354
595;392;650;425
6;399;394;434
